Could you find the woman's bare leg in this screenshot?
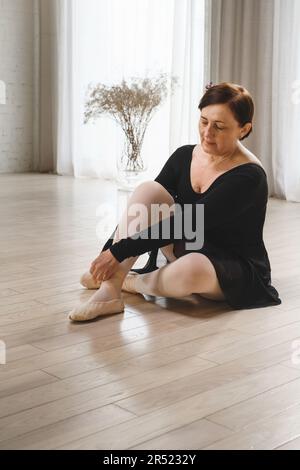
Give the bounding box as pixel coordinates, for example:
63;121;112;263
123;252;225;301
92;181;175;298
69;181;175;320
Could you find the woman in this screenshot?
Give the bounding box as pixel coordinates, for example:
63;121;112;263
69;82;281;322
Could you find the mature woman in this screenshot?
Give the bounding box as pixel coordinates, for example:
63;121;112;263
69;82;281;322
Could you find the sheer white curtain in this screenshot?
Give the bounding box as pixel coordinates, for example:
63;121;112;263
206;0;300;202
53;0;205;179
272;0;300;202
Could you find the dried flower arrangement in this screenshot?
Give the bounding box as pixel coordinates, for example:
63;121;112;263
84;73;179;173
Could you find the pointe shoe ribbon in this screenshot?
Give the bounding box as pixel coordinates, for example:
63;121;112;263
80;271;102;290
69;298;124;322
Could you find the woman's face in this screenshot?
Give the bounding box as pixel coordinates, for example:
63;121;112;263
199;104;251;156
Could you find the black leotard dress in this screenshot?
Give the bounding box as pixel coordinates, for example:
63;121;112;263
110;144;281;309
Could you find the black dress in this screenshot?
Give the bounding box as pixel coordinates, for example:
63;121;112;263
109;144;281;310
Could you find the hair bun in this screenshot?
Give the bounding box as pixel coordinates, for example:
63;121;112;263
205;81;214;90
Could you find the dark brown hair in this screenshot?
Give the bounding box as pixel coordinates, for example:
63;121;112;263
198;82;254;140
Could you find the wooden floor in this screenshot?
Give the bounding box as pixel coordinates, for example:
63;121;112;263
0;173;300;450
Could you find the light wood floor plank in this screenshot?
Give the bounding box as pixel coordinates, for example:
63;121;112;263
0;355;214;420
276;436;300;450
206;377;300;431
131;419;233;450
197;322;300;364
0;371;58;400
54;365;300;450
203;402;300;450
0;405;135;450
0;356;211;442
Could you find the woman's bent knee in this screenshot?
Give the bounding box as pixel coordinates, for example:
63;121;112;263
180;252;213;276
179;252;224;296
134;180;175;204
175;253;204;285
135;180;163;193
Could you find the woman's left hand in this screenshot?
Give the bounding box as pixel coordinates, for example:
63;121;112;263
89;249;120;282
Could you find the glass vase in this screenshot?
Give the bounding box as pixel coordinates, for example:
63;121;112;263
117;137;148;191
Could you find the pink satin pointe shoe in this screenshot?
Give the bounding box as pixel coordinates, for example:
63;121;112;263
68;298;124;322
80;271;101;290
122;273;139;294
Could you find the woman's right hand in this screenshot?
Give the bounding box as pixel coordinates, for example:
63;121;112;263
89;249;120;282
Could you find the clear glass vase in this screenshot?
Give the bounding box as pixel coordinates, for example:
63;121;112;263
117;137;148;191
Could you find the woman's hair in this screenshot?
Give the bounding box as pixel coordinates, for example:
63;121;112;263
198;82;254;140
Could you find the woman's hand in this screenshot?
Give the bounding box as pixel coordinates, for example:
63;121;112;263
89;249;120;282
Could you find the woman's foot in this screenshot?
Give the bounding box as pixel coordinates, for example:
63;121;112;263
69;276;124;322
68;298;124;322
122;273;139;294
80;271;101;290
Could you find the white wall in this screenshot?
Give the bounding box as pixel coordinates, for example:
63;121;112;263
0;0;34;173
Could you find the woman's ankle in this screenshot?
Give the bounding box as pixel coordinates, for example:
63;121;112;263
90;279;122;302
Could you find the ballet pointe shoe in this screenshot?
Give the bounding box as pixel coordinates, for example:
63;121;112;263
68;298;124;322
122;273;139;294
80;271;101;290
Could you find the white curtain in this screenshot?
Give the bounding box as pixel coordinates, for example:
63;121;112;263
52;0;205;180
206;0;300;202
272;0;300;202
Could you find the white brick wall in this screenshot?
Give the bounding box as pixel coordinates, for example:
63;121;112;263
0;0;34;173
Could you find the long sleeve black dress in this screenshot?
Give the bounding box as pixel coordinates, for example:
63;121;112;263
109;144;281;310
